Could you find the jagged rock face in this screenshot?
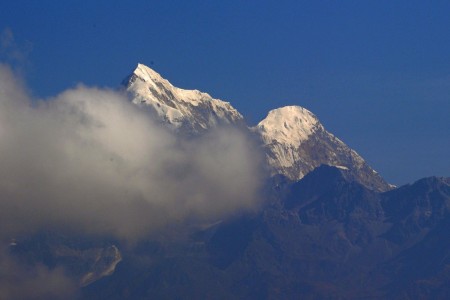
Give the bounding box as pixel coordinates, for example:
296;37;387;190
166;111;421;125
254;106;391;192
123;64;245;134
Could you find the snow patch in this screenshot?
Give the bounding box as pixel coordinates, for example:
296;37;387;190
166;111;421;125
335;165;349;170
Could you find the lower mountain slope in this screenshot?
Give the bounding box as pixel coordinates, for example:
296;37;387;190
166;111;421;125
77;166;449;299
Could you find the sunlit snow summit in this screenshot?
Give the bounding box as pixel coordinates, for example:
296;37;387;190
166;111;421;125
124;63;245;133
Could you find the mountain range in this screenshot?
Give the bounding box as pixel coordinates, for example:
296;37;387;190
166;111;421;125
124;63;391;192
8;63;449;299
78;166;449;299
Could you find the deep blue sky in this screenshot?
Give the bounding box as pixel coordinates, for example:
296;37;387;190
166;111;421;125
0;1;449;185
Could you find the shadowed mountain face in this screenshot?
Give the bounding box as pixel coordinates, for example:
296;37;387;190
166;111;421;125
73;166;449;299
8;167;448;299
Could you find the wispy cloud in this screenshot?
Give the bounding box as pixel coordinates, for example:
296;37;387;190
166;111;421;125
0;28;32;74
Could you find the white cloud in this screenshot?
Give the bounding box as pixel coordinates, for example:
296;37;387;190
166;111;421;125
0;64;264;241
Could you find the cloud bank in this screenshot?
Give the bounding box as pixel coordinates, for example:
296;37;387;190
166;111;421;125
0;64;264;241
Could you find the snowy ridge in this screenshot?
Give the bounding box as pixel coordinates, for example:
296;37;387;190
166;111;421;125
125;63;244;132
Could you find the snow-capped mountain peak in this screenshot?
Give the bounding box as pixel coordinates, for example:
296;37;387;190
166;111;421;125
124;63;244;133
132;63;210;106
133;63;167;84
256;106;320;147
253;105;391;192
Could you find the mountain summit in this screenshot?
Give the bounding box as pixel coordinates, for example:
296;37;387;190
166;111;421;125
123;63;244;133
124;63;391;191
256;106;319;147
254;106;391;191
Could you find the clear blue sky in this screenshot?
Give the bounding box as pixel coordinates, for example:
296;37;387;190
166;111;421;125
1;1;449;185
